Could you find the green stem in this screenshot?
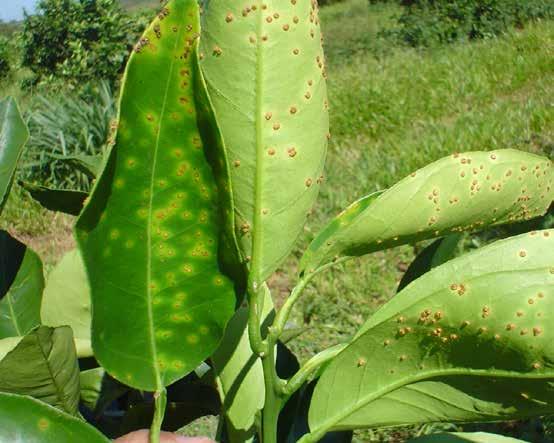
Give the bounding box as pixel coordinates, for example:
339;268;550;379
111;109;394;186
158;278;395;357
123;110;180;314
273;258;349;339
282;343;347;397
261;342;283;443
149;388;167;443
248;280;268;356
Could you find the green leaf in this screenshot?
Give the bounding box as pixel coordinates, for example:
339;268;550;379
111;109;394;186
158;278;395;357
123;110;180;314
75;0;236;391
41;250;91;341
0;97;29;214
397;234;461;292
300;150;553;275
0;336;21;360
307;230;554;438
19;181;88;216
0;231;44;338
0;392;110;443
48;153;103;179
408;432;528;443
0;326;81;415
200;0;330;282
79;367;105;411
213;285;274;435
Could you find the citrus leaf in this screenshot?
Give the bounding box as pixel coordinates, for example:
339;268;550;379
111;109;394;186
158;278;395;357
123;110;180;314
79;367;105;411
307;230;554;438
0;231;44;338
41;250;91;341
75;0;236;391
0;97;28;214
0;326;80;415
408;432;528;443
213;285;274;435
19;181;88;216
397;234;461;292
0;392;110;443
300;150;553;275
200;0;330;282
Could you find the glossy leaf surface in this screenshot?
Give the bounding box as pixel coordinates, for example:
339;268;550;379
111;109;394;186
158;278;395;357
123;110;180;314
308;230;554;437
200;0;330;282
0;97;28;214
41;250;91;341
0;392;110;443
0;231;43;338
301;150;553;274
0;326;80;415
75;0;235;391
408;432;527;443
20;181;88;216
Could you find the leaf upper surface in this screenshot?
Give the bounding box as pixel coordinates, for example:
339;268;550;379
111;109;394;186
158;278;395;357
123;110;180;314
75;0;236;391
301;150;553;275
0;97;28;214
41;250;91;341
0;231;43;338
0;392;110;443
308;230;554;436
0;326;81;416
200;0;330;282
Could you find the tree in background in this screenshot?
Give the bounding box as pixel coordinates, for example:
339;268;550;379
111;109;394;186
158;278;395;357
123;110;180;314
20;0;148;87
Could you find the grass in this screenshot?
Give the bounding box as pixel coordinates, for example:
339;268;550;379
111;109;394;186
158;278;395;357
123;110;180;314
1;0;554;441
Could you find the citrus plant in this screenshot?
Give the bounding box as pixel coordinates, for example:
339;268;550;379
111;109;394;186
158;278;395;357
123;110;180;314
0;1;553;443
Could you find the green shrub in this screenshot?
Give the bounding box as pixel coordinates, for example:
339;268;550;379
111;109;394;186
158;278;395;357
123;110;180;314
20;0;148;87
22;81;115;190
388;0;554;46
0;37;11;80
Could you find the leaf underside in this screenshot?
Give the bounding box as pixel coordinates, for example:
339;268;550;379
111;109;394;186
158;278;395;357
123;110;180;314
0;326;81;416
75;0;236;391
0;392;110;443
0;231;43;338
309;230;554;436
408;432;528;443
0;97;28;214
200;0;330;282
301;150;553;275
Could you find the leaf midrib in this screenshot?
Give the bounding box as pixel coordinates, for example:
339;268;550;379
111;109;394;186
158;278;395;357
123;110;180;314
309;367;554;440
145;21;186;390
250;1;266;285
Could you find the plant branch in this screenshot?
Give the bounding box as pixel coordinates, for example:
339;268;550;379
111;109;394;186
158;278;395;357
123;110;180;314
272;258;350;339
149;388;167;443
282;343;347;397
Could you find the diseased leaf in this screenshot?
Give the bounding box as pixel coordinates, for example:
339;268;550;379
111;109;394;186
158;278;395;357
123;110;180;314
307;230;554;438
0;230;44;338
278;381;352;443
408;432;528;443
397;234;461;292
0;392;110;443
0;326;81;416
0;97;28;214
41;250;91;341
200;0;330;282
301;150;553;275
20;181;88;216
75;0;236;391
